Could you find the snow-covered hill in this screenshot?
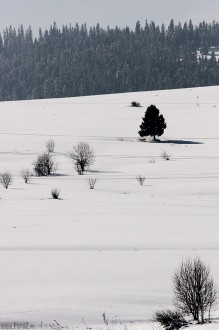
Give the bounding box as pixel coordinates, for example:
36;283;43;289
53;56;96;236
0;86;218;329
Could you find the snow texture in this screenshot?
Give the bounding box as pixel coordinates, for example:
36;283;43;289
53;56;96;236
0;86;218;329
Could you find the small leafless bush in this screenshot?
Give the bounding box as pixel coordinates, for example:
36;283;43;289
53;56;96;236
154;309;187;329
68;142;95;175
102;313;109;326
49;320;71;330
148;157;155;163
46;139;55;153
0;172;13;189
20;168;32;183
87;178;97;189
51;188;60;199
161;150;171;161
33;152;57;176
136;175;145;186
131;101;141;107
102;313;120;327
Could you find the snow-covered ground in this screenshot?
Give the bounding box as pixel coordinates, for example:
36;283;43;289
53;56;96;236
0;86;219;329
197;50;219;60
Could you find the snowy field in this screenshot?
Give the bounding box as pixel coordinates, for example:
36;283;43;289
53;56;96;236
0;86;219;329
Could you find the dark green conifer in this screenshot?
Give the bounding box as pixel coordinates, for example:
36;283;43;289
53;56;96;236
138;105;167;140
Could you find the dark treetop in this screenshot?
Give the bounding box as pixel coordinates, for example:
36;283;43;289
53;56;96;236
139;105;166;140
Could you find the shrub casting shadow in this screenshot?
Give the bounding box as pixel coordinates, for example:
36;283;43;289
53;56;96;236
51;173;70;177
89;169;121;174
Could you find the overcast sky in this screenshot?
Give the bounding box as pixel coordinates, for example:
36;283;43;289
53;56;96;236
0;0;219;35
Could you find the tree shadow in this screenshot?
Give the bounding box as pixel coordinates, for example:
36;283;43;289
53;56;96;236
160;139;204;145
138;138;203;144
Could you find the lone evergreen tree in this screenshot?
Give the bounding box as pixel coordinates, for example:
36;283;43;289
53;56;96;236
138;105;166;140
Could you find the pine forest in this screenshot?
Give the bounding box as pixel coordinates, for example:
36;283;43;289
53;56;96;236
0;19;219;101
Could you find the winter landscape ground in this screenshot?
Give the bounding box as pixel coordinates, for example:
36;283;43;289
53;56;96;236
0;86;219;329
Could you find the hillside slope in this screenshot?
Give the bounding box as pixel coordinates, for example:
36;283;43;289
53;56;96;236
0;86;218;328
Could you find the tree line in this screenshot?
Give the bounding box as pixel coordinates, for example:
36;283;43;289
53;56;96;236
0;19;219;101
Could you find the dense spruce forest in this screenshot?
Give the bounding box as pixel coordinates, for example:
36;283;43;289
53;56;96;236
0;20;219;101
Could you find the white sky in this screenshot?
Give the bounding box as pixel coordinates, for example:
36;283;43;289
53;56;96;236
0;0;219;35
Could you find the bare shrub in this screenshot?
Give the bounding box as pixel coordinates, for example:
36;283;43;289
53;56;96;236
33;152;57;176
0;172;13;189
136;175;145;186
20;168;32;183
87;178;97;189
173;257;217;324
46;139;55;153
49;320;71;330
148;157;155;163
102;313;109;326
161;150;171;160
131;101;141;107
68;142;95;175
154;309;187;329
51;188;60;199
102;313;120;327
